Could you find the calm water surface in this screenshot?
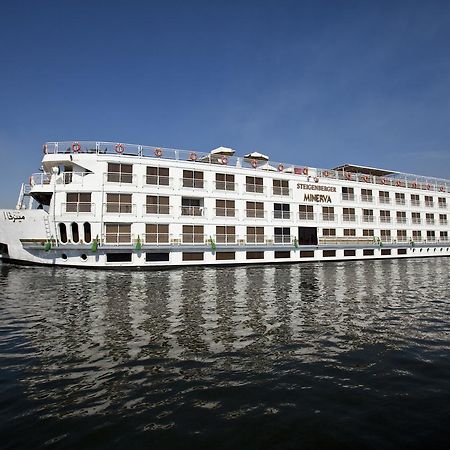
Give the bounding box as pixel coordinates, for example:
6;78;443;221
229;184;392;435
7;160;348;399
1;258;450;449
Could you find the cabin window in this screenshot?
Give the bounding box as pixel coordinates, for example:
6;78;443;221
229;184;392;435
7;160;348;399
361;189;373;202
246;251;264;260
397;230;407;241
106;193;133;213
379;191;390;203
146;252;170;262
426;213;435;224
381;249;391;256
247;226;264;243
344;229;356;236
411;212;421;224
412;230;422;241
106;253;132;262
344;249;356;257
182;225;204;244
273;179;289;196
440;231;448;241
363;229;374;237
246;201;264;218
343;208;356;222
411;194;420;206
425;195;434;207
299;205;314;220
395;192;405;204
398;249;407;255
380;210;391;223
427;231;436;241
342;187;354;201
146;195;170;215
71;223;80;243
216;199;235;217
105;223;131;244
323;250;336;257
438;197;447;208
245;176;264;194
322;228;336;237
215;173;235;191
274;203;290;219
300;250;314;258
322;207;335;221
182;252;204;261
274;227;290;243
145;224;169;244
216;226;236;244
380;230;391;242
107;163;133;183
66;193;92;213
183;170;204;188
363;249;374;256
275;251;290;258
59;223;68;244
216;252;235;261
362;209;374;223
146;166;169;185
83;222;92;243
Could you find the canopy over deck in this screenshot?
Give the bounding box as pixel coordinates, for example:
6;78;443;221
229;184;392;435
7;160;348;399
332;164;399;177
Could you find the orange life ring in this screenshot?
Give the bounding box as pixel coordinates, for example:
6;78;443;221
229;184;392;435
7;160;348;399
277;163;284;172
72;142;81;153
345;172;352;180
395;180;401;187
361;175;369;182
189;152;197;161
251;159;258;168
411;182;418;188
303;167;309;175
381;178;387;185
115;143;124;154
440;186;445;192
42;144;48;154
220;155;228;165
426;184;431;190
323;170;330;177
29;176;33;185
154;148;163;157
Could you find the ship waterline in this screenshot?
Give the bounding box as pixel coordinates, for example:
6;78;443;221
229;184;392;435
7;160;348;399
0;140;449;268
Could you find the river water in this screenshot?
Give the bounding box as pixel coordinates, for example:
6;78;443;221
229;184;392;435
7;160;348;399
1;258;450;449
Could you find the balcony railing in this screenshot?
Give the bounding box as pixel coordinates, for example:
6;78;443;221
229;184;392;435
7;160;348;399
395;198;406;205
318;237;374;245
341;193;355;201
396;236;408;242
213;181;236;191
144;205;172;215
342;214;356;222
246;234;266;244
439;202;447;209
215;234;237;244
440;219;448;225
426;218;435;225
274;235;293;244
425;201;434;208
273;210;291;220
379;216;392;223
321;213;336;221
104;233;132;244
144;175;173;187
104;203;135;214
362;215;375;223
181;206;204;216
214;208;236;217
396;217;407;224
105;172;136;184
30;173;52;186
182;178;204;189
245;184;265;194
63;202;95;214
272;187;291;197
144;234;170;245
380;236;392;243
411;200;421;207
411;218;422;224
361;195;374;203
182;233;207;244
246;210;266;219
379;197;391;204
298;212;315;221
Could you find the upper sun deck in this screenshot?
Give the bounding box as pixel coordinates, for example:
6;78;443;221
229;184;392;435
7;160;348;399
41;141;450;193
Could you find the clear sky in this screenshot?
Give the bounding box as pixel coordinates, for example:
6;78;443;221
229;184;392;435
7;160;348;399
1;0;450;207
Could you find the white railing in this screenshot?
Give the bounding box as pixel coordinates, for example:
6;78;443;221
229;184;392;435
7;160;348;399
318;237;374;245
321;213;336;221
273;235;293;244
180;206;205;217
426;218;435;225
104;172;137;185
103;203;136;214
144;234;170;245
213;181;236;191
246;234;266;244
103;233;132;244
411;218;422;224
42;141;450;192
245;210;266;219
378;197;391;204
362;215;375;223
342;214;356;222
144;175;173;188
425;201;434;208
395;198;406;205
360;195;374;203
411;200;421;207
272;210;291;220
379;216;392;223
245;184;266;195
341;193;356;201
298;212;316;221
440;219;448;225
396;217;408;224
215;234;237;244
30;173;51;186
182;233;207;244
214;208;236;217
144;205;172;215
438;202;447;209
182;178;205;189
272;187;292;197
63;203;95;214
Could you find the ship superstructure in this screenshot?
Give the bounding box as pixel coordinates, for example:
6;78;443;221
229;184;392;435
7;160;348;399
0;141;449;267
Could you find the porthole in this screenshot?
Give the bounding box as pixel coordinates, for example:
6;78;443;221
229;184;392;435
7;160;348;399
71;222;80;243
81;254;87;261
61;253;68;260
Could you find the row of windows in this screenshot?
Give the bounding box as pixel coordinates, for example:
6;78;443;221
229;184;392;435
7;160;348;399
105;164;449;201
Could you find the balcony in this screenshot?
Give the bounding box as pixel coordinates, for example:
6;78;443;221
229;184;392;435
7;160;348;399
213;181;236;192
214;208;236;218
396;217;407;224
342;214;356;222
245;184;266;195
426;218;435;225
378;197;391;205
246;210;266;219
215;234;237;245
105;172;136;185
321;213;336;221
181;206;205;217
274;235;293;244
104;233;132;245
425;201;434;208
63;202;95;214
104;203;135;214
144;175;173;188
182;233;207;244
361;195;373;203
362;215;375;223
272;210;291;220
272;187;292;197
144;205;172;216
298;212;315;221
342;193;355;201
182;178;204;189
379;216;392;224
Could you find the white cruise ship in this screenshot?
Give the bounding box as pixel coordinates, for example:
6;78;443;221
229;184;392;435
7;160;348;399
0;140;449;268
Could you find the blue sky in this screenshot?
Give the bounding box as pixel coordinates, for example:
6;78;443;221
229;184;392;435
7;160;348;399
1;0;450;207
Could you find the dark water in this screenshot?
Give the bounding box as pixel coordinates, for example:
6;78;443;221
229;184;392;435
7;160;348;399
1;258;450;449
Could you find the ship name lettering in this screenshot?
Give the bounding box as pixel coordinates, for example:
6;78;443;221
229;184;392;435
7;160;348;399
303;193;332;203
297;183;336;192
